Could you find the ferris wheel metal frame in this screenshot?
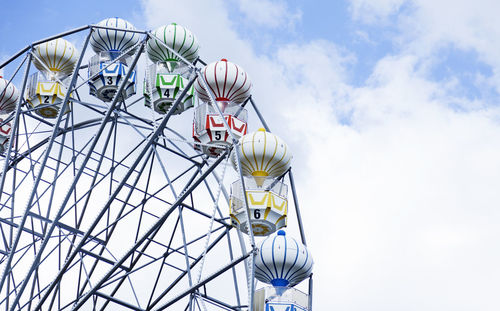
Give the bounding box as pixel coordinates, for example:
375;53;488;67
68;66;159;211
0;22;313;311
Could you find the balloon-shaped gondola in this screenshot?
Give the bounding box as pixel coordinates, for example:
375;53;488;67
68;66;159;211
144;23;199;114
232;128;291;186
0;77;19;114
0;114;12;154
90;17;139;53
252;230;313;311
88;17;139;102
255;230;313;287
32;38;78;79
194;59;252;106
193;59;251;157
27;38;78;118
229;128;291;236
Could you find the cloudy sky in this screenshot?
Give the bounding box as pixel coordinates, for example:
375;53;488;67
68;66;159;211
2;0;500;310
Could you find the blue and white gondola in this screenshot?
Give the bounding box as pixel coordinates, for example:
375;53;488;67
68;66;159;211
253;230;313;311
88;18;139;102
255;230;313;287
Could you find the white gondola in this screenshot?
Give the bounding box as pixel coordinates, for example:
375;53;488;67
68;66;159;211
229;178;287;236
193;59;251;157
0;117;12;154
88;51;136;102
253;230;313;311
253;286;309;311
0;76;19;114
26;72;71;119
88;18;139;102
230;129;292;235
27;38;78;118
194;59;251;105
232;128;292;186
144;62;195;114
144;23;199;114
0;79;17;152
193;102;247;157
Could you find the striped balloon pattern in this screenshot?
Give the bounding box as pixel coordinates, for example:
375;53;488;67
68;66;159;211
195;59;252;104
0;77;19;114
33;38;79;77
90;17;139;54
255;230;313;287
146;23;199;63
232;129;291;184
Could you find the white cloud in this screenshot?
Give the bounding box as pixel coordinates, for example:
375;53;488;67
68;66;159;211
236;0;302;29
141;1;500;310
401;1;500;53
348;0;500;93
142;0;257;65
287;52;500;310
349;0;407;23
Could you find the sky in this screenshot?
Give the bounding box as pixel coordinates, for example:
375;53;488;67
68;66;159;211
2;0;500;310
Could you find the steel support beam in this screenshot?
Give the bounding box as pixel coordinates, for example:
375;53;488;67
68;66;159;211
36;74;200;309
3;34;142;311
71;149;229;310
153;251;252;311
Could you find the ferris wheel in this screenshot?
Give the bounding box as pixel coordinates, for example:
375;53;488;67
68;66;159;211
0;19;313;311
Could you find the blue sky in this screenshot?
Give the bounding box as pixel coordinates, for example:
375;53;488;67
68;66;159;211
2;0;494;98
0;0;143;49
2;0;500;310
